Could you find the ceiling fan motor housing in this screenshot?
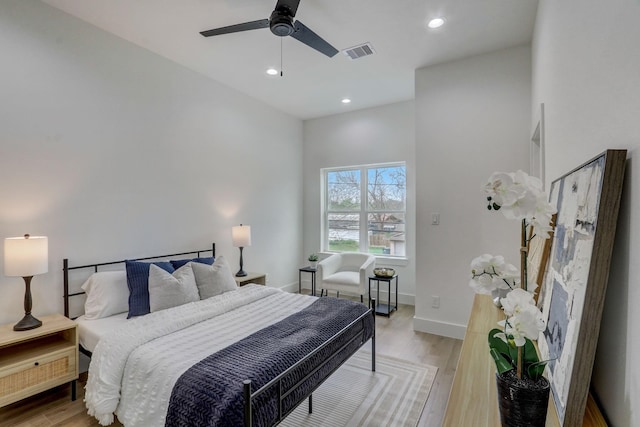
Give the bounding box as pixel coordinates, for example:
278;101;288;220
270;10;294;36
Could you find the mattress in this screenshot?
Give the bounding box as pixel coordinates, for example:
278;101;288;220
76;312;128;353
85;285;318;426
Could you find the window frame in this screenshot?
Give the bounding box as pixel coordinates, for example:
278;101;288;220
321;161;406;258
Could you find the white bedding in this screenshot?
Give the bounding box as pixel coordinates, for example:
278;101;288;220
76;312;128;353
85;285;316;426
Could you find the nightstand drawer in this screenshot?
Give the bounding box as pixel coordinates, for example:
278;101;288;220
0;347;76;406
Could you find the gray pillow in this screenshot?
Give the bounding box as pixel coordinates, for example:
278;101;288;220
191;256;238;299
148;263;199;312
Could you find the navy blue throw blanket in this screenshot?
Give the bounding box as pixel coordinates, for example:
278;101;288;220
165;297;374;427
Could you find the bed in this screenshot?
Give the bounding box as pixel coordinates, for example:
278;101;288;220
63;245;376;426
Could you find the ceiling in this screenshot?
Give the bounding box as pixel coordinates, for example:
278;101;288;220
41;0;539;120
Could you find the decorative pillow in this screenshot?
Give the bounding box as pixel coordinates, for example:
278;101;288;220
191;256;238;300
148;264;199;312
125;260;175;318
81;271;129;320
170;256;215;269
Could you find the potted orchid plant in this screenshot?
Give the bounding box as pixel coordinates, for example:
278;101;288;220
469;170;556;427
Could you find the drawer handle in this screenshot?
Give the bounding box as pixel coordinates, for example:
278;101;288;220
34;362;39;366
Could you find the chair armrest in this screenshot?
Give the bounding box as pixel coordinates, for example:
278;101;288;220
317;254;341;282
359;256;376;284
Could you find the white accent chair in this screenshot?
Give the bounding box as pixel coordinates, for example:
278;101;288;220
317;253;376;303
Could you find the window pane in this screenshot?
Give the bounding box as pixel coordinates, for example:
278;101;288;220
328;213;360;252
368;213;405;256
327;170;361;211
367;166;406;210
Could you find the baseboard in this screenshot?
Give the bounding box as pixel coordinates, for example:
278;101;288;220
278;282;300;293
413;316;466;340
371;291;414;306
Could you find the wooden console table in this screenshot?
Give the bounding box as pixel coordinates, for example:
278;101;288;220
442;294;607;426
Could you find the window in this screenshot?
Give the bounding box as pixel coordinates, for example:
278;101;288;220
323;162;406;257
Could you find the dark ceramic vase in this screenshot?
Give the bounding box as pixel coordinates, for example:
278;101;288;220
496;371;550;427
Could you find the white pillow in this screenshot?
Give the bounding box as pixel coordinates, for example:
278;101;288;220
148;263;199;312
191;256;238;300
81;271;129;320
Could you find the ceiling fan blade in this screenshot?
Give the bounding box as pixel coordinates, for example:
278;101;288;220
200;19;270;37
275;0;301;16
291;20;338;57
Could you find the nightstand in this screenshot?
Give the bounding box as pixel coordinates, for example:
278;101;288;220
234;272;266;287
298;267;317;296
0;313;78;408
368;274;399;317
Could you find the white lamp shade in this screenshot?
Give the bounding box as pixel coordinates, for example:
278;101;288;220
4;235;48;277
232;225;251;247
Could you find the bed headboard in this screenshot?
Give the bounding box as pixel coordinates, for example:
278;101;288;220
63;243;216;318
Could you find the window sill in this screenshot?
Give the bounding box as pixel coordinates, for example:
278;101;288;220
319;252;409;267
372;256;409;267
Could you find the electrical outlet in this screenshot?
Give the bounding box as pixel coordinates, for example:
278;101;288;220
432;295;440;308
431;213;440;225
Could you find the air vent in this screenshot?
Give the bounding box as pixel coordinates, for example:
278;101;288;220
343;43;375;60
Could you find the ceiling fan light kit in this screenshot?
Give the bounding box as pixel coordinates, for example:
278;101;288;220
200;0;338;58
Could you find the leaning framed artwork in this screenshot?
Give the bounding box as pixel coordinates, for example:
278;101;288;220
527;213;556;307
538;149;626;426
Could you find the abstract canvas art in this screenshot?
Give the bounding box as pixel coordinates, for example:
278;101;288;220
538;149;626;426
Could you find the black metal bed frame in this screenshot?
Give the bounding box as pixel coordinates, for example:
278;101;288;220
243;309;375;426
62;243;376;427
63;244;216;319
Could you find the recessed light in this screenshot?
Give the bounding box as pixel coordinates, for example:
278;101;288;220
427;17;445;29
341;98;352;104
266;68;279;76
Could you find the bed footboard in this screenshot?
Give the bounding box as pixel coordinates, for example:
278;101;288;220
243;306;375;427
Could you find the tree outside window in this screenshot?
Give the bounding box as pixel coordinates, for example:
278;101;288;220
324;163;406;256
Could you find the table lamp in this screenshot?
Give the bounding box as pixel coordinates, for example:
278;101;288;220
231;224;251;277
4;234;48;331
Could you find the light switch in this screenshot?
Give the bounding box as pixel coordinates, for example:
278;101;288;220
431;213;440;225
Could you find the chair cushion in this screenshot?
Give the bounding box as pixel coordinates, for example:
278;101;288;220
323;271;360;287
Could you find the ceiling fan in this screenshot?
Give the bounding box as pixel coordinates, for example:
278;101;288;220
200;0;338;58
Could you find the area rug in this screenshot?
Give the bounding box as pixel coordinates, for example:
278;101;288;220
280;349;438;427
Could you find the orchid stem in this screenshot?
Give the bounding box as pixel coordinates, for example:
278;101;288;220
517;346;523;379
517;219;528;379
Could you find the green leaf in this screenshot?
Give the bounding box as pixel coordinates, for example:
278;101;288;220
507;340;519;364
523;338;540;364
527;361;547;381
490;348;514;374
488;329;511;357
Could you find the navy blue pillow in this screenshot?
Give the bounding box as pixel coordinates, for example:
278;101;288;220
170;257;215;269
125;260;175;318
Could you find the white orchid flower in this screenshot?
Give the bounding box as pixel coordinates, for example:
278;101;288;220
484;172;519;207
484;170;556;239
500;288;535;316
497;304;546;347
469;254;519;294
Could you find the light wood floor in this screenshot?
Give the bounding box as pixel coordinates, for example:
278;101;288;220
0;303;461;427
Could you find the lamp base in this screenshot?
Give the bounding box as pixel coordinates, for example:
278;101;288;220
236;270;247;277
14;313;42;331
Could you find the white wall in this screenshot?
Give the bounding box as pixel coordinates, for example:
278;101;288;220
533;1;640;424
302;101;416;303
0;1;303;324
414;45;532;338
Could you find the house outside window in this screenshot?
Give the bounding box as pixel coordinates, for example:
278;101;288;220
323;162;406;257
